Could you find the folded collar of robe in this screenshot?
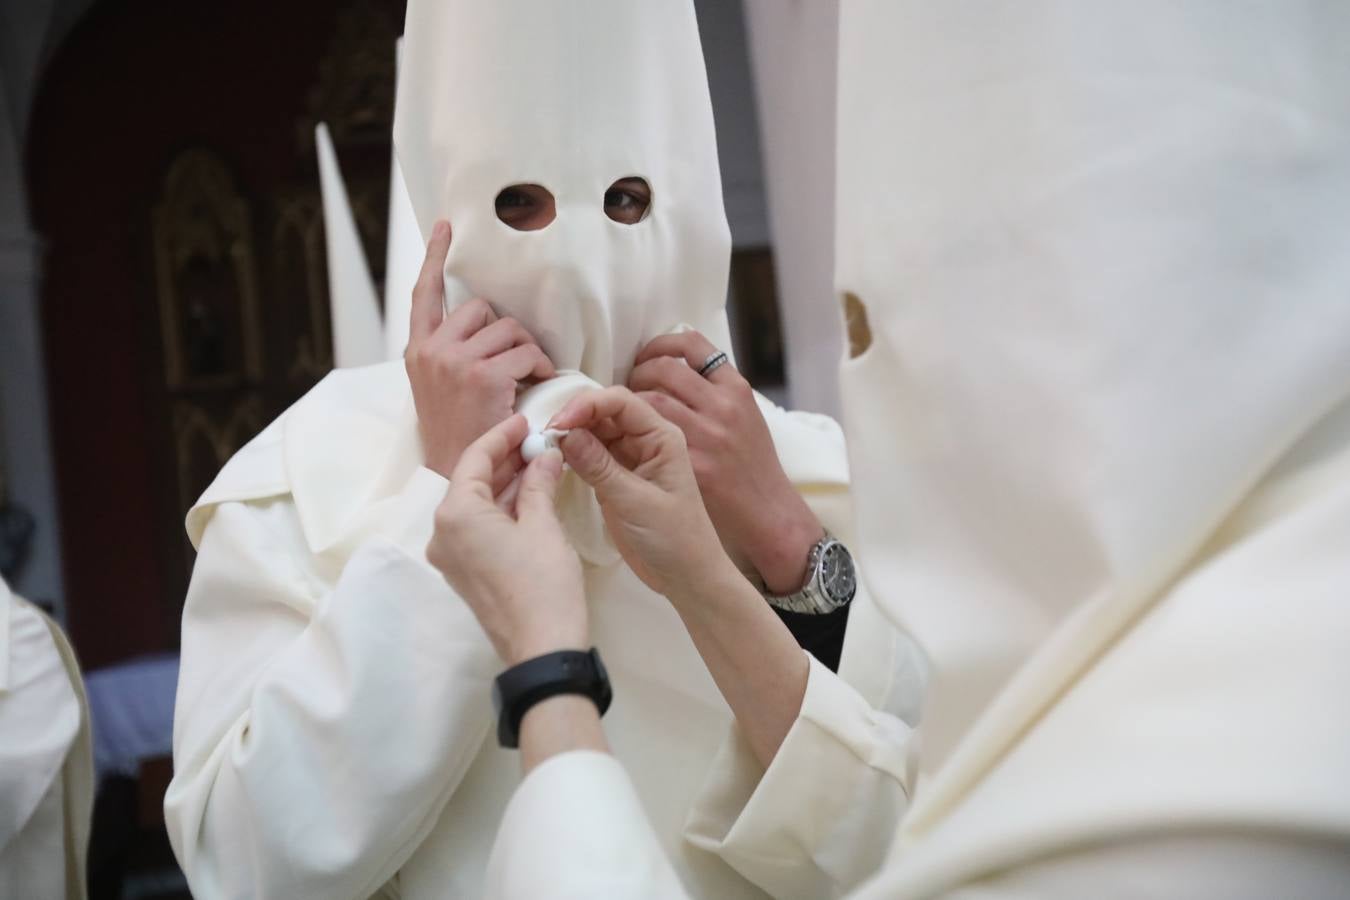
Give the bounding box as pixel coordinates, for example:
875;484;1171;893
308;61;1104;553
186;359;850;559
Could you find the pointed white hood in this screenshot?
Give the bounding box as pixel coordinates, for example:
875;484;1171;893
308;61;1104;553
316;122;385;369
393;0;734;387
317;38;426;368
834;0;1350;797
382;37;421;361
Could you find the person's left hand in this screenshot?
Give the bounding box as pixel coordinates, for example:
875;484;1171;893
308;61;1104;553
426;415;587;666
627;331;823;594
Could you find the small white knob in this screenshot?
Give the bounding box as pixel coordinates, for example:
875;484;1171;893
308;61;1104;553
521;429;567;462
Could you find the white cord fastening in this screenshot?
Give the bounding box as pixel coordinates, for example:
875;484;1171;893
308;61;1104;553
521;428;569;462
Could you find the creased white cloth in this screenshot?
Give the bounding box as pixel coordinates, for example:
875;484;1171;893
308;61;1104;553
1;577;93;900
476;2;1350;897
496;748;1350;899
163;361;903;900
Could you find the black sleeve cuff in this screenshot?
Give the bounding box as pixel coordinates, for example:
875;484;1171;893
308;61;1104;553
772;602;851;672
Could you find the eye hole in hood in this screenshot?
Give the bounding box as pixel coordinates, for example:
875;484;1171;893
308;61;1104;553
604;176;652;225
495;183;556;231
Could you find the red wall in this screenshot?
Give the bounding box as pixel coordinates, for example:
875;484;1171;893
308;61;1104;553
27;0;405;668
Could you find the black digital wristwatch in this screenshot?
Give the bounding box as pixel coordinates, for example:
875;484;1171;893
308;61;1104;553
492;647;613;749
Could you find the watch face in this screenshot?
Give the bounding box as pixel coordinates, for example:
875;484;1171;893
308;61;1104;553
820;541;857;605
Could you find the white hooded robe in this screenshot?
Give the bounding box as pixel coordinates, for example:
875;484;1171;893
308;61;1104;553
162;2;918;897
476;2;1350;897
0;577;93;900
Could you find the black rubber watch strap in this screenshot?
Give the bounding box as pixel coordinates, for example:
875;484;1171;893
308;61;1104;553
493;648;612;749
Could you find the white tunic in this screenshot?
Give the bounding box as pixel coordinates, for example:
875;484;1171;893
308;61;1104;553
0;578;93;900
485;433;1350;897
163;361;917;899
475;1;1350;897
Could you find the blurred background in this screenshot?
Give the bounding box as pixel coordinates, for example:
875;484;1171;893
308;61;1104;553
0;0;841;895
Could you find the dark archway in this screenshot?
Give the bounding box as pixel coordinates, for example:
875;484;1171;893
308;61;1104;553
27;0;404;668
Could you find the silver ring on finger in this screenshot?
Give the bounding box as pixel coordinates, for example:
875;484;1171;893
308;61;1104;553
698;351;729;379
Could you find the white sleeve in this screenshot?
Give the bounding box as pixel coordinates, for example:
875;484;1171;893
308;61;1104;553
685;653;917;899
0;597;80;894
164;469;499;900
484;751;691;900
483;761;1350;900
483;657;919;900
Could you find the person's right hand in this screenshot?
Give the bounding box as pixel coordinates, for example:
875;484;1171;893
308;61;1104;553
426;415;586;668
549;386;741;604
406;220;556;479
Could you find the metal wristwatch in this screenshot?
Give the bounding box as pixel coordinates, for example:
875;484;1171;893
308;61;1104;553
762;532;858;615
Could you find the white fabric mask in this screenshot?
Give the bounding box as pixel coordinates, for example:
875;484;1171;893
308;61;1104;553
394;0;734;388
835;0;1350;799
